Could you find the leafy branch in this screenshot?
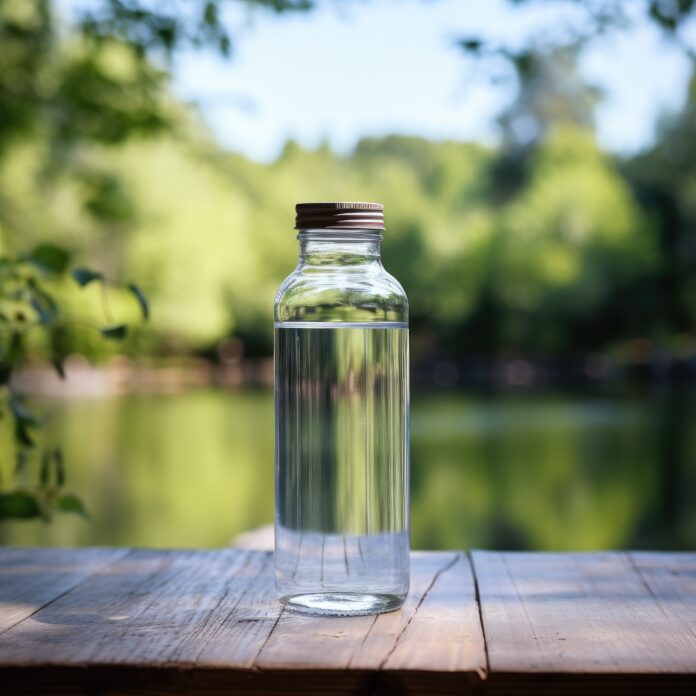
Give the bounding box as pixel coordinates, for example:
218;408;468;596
0;243;148;522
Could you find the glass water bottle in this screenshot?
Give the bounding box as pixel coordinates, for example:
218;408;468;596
274;202;410;616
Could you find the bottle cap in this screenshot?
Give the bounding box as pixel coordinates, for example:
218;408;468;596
295;202;384;230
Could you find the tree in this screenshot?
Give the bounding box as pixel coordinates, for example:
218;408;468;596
0;1;318;246
459;1;696;81
624;71;696;337
1;0;320;521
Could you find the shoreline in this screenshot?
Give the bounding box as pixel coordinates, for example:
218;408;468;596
9;351;696;397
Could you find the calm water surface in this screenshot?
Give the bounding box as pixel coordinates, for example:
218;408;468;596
2;389;694;550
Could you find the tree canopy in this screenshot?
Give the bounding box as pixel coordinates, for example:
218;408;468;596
0;0;694;361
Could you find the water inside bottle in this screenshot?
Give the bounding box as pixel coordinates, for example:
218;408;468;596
274;321;409;615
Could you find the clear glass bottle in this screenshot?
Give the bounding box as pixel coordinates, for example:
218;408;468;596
274;202;410;616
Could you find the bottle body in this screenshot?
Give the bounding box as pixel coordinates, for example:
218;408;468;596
274;224;409;616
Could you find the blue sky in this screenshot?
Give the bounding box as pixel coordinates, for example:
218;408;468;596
158;2;691;161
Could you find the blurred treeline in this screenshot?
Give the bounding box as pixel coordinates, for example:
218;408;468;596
1;1;695;369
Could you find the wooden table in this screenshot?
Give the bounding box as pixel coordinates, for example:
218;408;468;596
0;548;694;694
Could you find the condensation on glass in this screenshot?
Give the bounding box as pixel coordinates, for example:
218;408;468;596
274;202;410;616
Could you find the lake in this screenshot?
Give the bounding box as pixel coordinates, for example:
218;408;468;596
2;388;695;550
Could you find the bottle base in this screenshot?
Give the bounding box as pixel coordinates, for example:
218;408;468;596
280;591;405;617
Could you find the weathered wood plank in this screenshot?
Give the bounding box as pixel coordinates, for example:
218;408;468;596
253;602;375;670
383;552;485;675
0;548;266;666
1;548;695;695
630;552;696;643
472;551;696;676
253;552;484;675
348;552;460;669
0;547;129;636
346;552;486;678
171;550;281;668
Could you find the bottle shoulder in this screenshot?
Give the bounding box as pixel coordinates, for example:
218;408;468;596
274;266;408;323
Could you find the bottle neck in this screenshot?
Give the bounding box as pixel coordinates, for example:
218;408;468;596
297;229;383;269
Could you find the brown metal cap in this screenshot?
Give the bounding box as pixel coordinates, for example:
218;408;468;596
295;202;384;230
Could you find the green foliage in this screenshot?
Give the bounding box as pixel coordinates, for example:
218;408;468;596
624;72;696;335
79;0;314;58
0;124;671;358
0;0;320;360
72;268;104;287
27;245;72;275
128;283;149;320
459;2;695;150
648;0;695;33
58;126;648;357
0;246;148;521
100;324;128;340
459;1;695;71
0;492;41;520
0;0;693;364
0;0;317;155
56;493;88;517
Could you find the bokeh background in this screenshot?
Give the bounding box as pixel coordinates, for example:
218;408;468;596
1;0;695;550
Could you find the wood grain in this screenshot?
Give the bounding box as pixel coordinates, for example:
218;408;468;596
253;551;486;677
630;552;696;652
0;547;128;636
253;599;375;670
173;550;281;668
0;548;274;666
381;553;485;675
1;548;695;695
348;551;461;669
472;551;696;675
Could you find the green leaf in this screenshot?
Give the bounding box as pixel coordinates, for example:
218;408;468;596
219;34;231;57
57;493;88;517
50;325;69;379
40;450;51;485
0;491;41;519
459;38;483;52
204;1;218;25
55;449;65;487
11;399;38;448
27;244;71;275
14;419;35;448
127;283;149;320
0;332;23;382
28;295;45;323
71;267;103;287
14;450;29;476
29;287;58;325
6;330;23;367
10;398;40;427
100;324;128;340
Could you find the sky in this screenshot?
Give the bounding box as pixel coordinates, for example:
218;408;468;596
117;1;696;162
